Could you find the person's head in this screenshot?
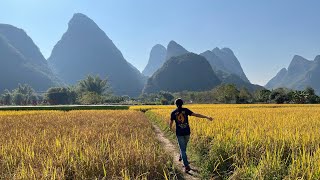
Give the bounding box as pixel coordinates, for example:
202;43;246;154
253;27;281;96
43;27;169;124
175;98;183;108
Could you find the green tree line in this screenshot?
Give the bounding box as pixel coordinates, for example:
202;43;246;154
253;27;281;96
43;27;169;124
1;77;319;105
0;75;131;105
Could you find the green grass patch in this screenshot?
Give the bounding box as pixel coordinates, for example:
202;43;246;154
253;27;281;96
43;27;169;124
0;105;129;111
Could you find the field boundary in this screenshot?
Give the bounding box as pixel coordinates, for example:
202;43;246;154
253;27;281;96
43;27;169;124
0;105;129;111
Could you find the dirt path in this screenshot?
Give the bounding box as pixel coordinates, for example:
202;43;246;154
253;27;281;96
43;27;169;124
152;124;201;180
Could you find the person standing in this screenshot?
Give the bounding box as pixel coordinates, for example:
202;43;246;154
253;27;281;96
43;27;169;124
169;98;213;172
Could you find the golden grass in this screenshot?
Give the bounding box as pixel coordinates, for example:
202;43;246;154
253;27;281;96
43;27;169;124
132;104;320;179
0;110;175;179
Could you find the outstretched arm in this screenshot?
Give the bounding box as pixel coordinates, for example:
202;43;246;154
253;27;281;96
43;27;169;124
191;113;213;121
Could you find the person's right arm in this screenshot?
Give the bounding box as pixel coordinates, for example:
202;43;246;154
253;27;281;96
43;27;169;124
169;119;174;131
169;112;175;131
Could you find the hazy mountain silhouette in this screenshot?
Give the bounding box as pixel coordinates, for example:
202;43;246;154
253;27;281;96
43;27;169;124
200;48;262;91
266;55;320;94
0;24;59;92
165;40;189;61
48;13;145;97
143;41;260;93
143;53;221;93
265;68;287;89
201;47;249;82
142;44;166;77
142;41;188;77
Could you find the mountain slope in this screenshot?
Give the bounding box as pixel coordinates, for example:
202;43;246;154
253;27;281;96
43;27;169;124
265;68;287;89
48;13;145;97
265;55;320;94
142;44;166;77
202;47;249;82
0;24;48;66
216;70;264;92
0;33;57;92
143;53;221;93
165;40;189;61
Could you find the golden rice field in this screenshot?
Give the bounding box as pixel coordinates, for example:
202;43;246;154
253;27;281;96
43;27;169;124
0;110;176;179
131;104;320;179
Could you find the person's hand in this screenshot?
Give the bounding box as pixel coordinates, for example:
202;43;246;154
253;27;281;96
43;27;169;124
207;117;213;121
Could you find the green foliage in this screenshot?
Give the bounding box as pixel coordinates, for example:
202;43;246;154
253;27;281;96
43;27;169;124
254;89;271;103
46;87;76;105
269;88;290;104
0;89;12;105
79;92;104;105
74;75;112;105
159;91;174;103
1;84;38;105
12;93;24;105
139;84;320;105
138;91;174;105
239;87;253;103
0;105;129;111
290;87;319;104
77;75;109;95
104;95;130;104
212;84;240;103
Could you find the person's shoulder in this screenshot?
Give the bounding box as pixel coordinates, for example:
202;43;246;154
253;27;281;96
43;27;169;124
183;107;191;111
184;108;193;114
171;108;178;114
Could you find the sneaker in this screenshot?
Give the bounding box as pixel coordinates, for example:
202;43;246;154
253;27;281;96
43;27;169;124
185;165;191;172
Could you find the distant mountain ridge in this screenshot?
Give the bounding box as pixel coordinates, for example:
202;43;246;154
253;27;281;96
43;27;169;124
142;41;249;82
48;13;145;96
200;47;250;83
0;24;59;92
266;55;320;94
142;40;261;93
143;53;221;93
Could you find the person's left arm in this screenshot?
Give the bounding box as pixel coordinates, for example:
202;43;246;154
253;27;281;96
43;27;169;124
187;109;213;121
192;113;213;121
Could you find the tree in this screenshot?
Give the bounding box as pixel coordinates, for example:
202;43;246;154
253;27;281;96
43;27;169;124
46;87;76;105
239;87;253;103
304;87;318;104
290;90;307;104
159;91;174;104
13;84;35;96
12;93;25;105
77;75;109;95
269;88;289;104
1;89;12;105
254;89;271;103
79;92;104;104
212;84;239;103
305;87;315;96
10;84;37;105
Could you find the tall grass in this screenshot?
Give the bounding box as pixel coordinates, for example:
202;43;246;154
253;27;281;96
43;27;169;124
132;104;320;179
0;110;176;179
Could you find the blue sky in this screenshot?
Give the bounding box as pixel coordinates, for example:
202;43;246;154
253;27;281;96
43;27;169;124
1;0;319;85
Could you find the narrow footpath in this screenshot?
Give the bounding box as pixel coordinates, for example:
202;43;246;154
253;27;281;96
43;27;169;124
151;123;200;180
